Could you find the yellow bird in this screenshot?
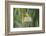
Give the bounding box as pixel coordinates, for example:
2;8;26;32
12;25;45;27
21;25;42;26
22;12;32;23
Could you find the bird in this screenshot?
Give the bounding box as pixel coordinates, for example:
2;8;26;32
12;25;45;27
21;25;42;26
22;12;32;23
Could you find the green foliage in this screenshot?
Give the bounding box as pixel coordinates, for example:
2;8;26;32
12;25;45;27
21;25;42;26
13;8;39;28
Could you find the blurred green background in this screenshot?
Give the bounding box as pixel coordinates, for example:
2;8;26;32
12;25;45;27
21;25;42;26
13;8;39;28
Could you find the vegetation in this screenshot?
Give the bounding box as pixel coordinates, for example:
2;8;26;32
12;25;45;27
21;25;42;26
13;8;39;28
